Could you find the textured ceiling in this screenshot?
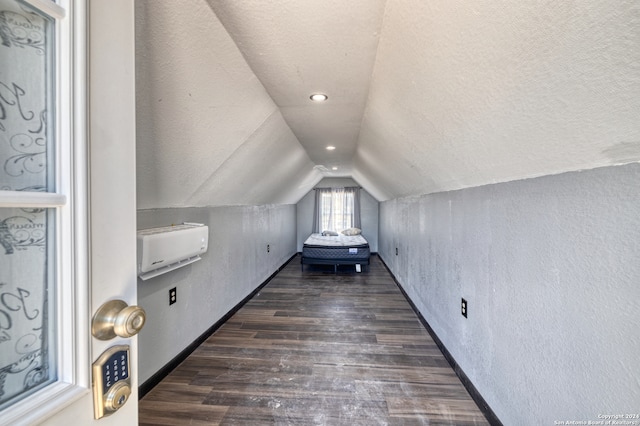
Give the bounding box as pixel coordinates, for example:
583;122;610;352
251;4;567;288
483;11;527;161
136;0;640;208
135;1;322;209
207;0;387;176
355;0;640;200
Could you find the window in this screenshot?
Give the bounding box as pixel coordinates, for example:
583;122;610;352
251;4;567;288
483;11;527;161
313;187;361;233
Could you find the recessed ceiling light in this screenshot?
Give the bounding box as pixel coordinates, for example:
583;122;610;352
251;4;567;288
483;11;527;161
326;146;336;151
310;93;328;102
332;166;338;170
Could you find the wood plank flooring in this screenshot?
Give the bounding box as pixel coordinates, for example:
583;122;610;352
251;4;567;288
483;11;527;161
139;255;490;425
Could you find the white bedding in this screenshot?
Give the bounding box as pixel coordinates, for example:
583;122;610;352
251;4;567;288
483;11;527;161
303;233;368;247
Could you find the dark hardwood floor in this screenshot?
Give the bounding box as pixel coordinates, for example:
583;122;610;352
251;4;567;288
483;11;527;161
139;255;490;425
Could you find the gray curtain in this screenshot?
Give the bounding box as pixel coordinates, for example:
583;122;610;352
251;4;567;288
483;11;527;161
353;187;361;229
312;188;331;233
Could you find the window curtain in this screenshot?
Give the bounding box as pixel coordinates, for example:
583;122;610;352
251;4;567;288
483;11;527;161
312;187;361;233
353;187;361;229
312;188;329;233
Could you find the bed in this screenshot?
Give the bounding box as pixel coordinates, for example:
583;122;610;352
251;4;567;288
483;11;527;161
301;233;370;273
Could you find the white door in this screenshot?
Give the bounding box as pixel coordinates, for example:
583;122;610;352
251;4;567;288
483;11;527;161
0;1;138;425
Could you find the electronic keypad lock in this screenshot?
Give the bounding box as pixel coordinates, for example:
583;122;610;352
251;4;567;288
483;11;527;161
92;345;131;419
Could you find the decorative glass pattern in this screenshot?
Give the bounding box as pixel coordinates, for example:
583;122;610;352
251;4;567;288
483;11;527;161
0;0;56;410
0;0;53;193
0;207;54;408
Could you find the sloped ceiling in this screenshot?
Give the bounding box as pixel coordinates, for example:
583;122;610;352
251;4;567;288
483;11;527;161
136;0;640;208
135;1;322;209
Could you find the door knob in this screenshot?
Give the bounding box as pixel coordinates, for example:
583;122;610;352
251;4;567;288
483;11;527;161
92;299;146;340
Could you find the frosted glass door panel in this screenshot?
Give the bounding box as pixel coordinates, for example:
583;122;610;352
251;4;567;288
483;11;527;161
0;207;55;409
0;0;57;411
0;0;54;193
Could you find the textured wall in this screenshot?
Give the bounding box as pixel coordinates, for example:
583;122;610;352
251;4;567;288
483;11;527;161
296;178;379;252
135;0;320;209
379;163;640;424
136;204;296;384
357;0;640;200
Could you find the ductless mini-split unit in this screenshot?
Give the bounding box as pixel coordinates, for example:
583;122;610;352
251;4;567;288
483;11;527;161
137;223;209;281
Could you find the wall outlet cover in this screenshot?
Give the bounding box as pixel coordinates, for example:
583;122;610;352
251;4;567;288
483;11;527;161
461;298;467;318
169;287;177;305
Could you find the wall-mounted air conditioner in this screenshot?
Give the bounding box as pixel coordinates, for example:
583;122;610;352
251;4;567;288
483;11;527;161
137;223;209;281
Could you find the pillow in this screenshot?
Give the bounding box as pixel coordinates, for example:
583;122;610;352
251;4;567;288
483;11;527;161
341;227;361;236
322;230;339;236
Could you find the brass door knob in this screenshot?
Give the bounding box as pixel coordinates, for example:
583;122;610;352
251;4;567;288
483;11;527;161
92;300;146;340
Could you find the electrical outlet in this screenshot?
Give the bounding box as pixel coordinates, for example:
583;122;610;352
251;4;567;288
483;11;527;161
461;298;467;318
169;287;177;305
267;244;270;253
395;247;398;256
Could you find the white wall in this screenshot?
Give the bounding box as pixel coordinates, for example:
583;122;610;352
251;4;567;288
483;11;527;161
296;178;379;252
136;204;296;384
135;0;320;209
356;0;640;201
379;163;640;424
